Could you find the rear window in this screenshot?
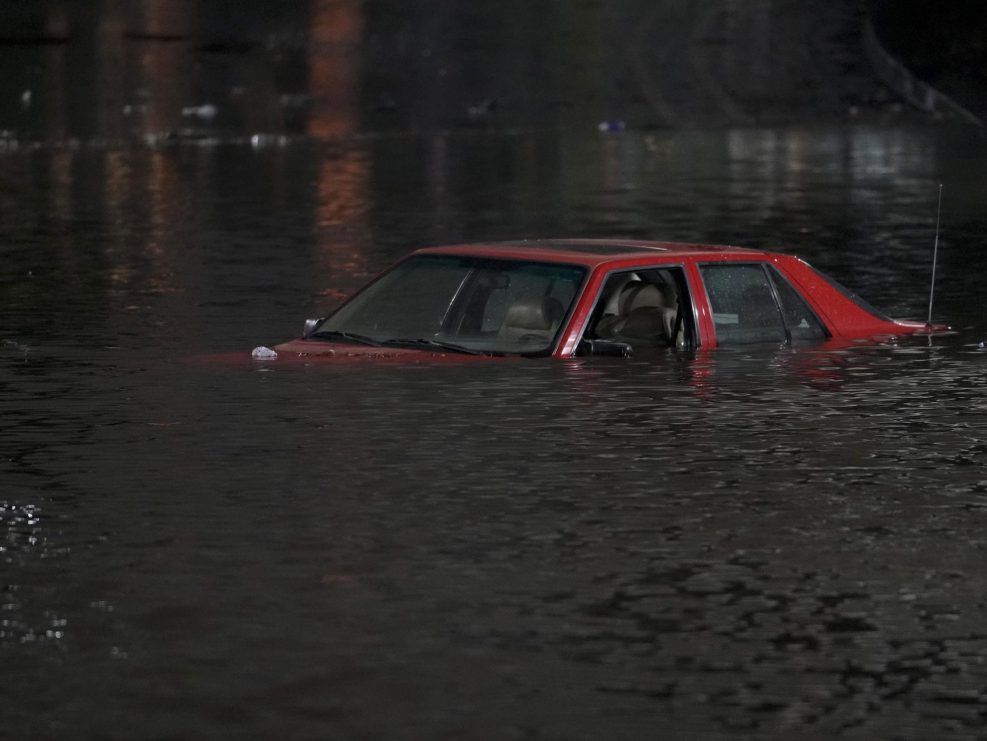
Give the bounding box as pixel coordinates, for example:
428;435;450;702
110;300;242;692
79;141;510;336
807;265;891;322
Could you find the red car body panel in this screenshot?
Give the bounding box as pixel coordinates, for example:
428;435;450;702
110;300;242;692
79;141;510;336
270;338;497;363
270;239;945;361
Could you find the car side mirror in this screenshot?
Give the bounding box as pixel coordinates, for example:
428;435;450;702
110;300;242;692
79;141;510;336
578;338;633;358
303;318;323;338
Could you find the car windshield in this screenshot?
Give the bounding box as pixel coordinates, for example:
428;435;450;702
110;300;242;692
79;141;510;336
313;254;586;355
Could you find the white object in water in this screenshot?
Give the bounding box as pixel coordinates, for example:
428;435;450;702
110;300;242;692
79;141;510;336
251;346;278;360
182;103;218;120
250;133;289;148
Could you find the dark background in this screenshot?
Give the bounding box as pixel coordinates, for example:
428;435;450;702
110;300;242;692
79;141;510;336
0;0;983;141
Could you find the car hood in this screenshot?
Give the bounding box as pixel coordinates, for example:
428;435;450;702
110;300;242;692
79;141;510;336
271;338;493;362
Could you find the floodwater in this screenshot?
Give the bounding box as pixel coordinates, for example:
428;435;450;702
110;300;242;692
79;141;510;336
4;2;987;740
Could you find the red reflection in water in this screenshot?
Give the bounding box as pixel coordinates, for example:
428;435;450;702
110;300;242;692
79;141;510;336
307;0;364;140
40;7;69;140
136;0;193;135
308;0;372;298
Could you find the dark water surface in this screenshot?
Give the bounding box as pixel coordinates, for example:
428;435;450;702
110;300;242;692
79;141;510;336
4;125;987;740
4;2;987;739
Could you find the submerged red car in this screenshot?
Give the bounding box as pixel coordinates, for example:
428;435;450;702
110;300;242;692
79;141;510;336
264;239;943;361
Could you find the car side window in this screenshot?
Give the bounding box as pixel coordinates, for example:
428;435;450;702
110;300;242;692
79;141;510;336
584;267;692;349
767;267;827;341
700;264;786;345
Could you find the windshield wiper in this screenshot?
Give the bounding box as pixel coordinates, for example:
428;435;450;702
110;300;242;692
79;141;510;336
309;330;381;347
381;337;490;355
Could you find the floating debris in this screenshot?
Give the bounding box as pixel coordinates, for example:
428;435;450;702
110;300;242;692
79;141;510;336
251;346;278;360
181;103;218;121
250;133;289;148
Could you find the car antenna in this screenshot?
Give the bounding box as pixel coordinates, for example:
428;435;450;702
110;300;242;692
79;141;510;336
926;183;944;328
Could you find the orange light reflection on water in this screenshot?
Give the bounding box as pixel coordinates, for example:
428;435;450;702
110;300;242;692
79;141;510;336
308;0;373;299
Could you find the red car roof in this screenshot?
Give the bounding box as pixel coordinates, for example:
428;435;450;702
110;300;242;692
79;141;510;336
416;238;765;267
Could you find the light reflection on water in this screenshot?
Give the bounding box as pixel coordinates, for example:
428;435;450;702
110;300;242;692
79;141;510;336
3;117;987;740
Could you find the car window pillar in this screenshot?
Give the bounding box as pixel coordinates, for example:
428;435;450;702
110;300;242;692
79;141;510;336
760;264;792;344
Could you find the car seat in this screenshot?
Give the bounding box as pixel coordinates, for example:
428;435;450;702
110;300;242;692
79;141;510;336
596;282;676;345
497;295;565;344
